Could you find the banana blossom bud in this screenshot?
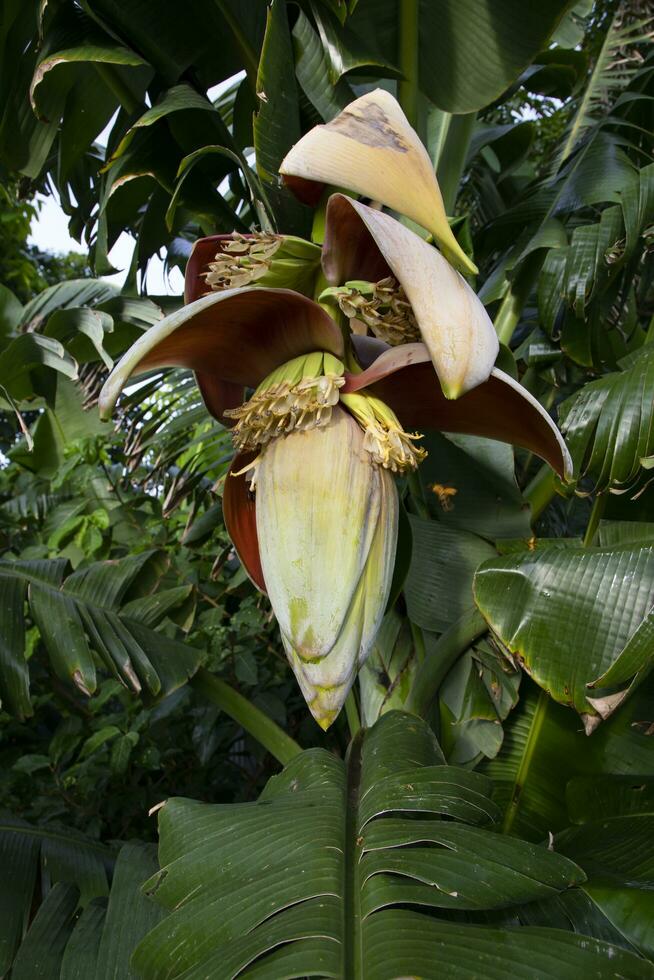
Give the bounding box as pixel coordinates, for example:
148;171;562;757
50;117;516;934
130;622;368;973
253;405;398;729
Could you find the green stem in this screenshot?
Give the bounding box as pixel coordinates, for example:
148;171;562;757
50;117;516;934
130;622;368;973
345;690;361;739
214;0;259;92
501;687;549;834
409;619;427;664
582;493;607;548
397;0;420;131
646;313;654;343
406;608;487;718
94;63;140;115
189;667;302;766
524;465;556;522
436;112;476;215
494;251;544;346
428;106;452;172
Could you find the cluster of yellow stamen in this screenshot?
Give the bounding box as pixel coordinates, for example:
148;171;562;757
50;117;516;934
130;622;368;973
228;353;426;482
362;421;427;473
340;392;427;473
204;233;281;290
224;354;345;452
337;277;420;346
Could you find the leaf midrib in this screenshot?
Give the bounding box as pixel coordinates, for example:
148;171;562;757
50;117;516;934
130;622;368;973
344;728;364;980
501;686;550;835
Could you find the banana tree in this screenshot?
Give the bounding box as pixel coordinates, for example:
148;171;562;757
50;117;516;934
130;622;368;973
85;87;654;975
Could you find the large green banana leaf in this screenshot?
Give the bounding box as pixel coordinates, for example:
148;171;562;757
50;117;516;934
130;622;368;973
129;711;653;978
343;0;576;114
253;0;310;236
474;540;654;728
5;714;654;978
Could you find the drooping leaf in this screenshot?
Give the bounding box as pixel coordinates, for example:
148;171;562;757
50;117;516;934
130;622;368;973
45;308;115;369
95;843;164;980
474;542;654;727
348;0;576;113
559;346;654;494
0;551;204;717
0;334;78;403
19;280;118;331
1;839;164;980
10;882;79;980
0;816;111;974
556;814;654;959
292;9;353;122
253;0;311;236
30;3;147;122
60;902;106;980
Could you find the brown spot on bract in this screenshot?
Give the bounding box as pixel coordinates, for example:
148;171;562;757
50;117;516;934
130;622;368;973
325;104;409;152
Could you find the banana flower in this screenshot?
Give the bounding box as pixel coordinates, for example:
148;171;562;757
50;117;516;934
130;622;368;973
99;92;571;729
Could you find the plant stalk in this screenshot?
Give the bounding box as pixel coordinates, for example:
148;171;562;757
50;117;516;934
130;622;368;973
189;667;302;766
582;492;607;547
406;607;487;718
494;251;544;346
436;112;476;215
524;465;557;522
345;690;361;739
397;0;420;132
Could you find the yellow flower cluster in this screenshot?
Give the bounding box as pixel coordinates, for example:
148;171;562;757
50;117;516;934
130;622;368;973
204;233;281;290
337;276;421;346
